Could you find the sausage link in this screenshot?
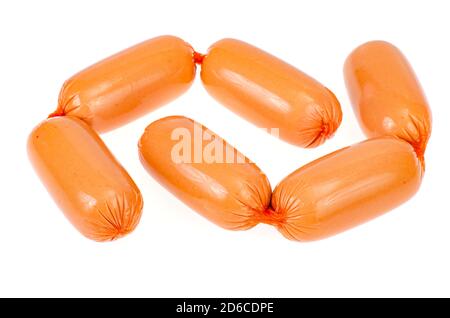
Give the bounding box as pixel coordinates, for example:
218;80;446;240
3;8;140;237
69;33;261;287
270;137;422;241
51;35;196;132
344;41;432;161
138;116;271;230
28;116;143;241
201;38;342;148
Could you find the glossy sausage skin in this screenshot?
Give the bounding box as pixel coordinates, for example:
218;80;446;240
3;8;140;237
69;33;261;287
344;41;432;159
28;116;143;241
270;137;422;241
138;116;271;230
201;38;342;148
51;35;196;132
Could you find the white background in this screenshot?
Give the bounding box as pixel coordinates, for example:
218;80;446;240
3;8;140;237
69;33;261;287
1;0;449;297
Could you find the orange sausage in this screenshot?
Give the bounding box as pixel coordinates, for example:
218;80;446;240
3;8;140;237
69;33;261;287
50;35;196;132
344;41;432;159
28;116;143;241
270;137;422;241
200;38;342;148
138;116;271;230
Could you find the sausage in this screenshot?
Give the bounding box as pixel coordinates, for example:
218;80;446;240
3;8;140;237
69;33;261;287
344;41;432;160
138;116;271;230
28;116;143;241
200;38;342;148
50;35;196;132
270;137;422;241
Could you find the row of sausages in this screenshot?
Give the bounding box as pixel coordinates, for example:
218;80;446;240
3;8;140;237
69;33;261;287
28;36;432;241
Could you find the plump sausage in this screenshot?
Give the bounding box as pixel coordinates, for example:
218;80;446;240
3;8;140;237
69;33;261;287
50;35;196;132
269;137;422;241
344;41;432;161
200;38;342;148
138;116;271;230
28;116;143;241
